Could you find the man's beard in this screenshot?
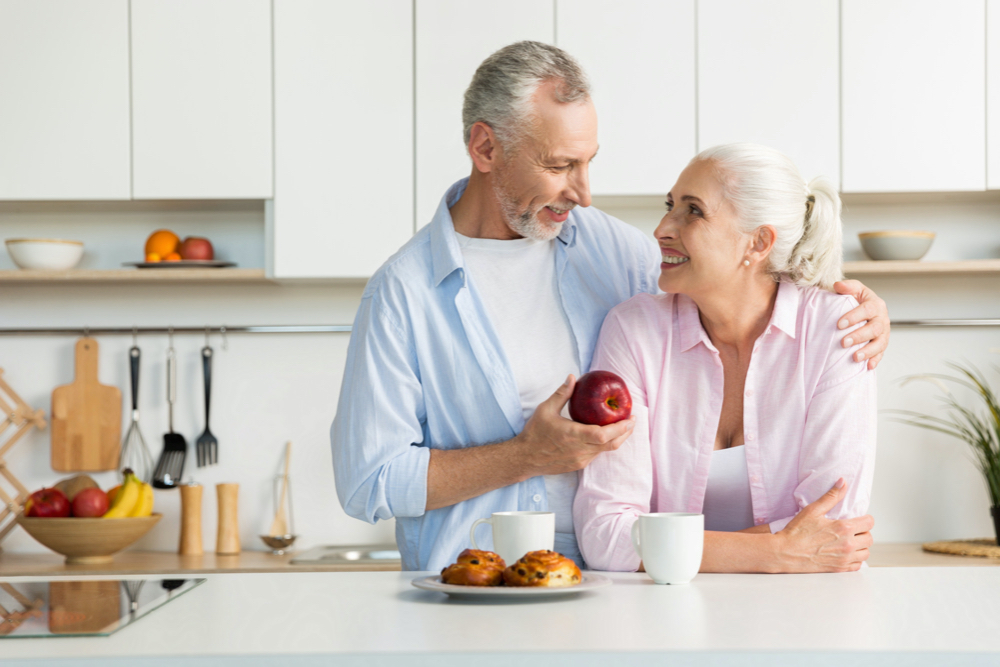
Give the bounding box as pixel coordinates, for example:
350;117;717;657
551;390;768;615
492;170;567;242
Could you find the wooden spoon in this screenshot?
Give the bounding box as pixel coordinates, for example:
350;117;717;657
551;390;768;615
268;442;292;537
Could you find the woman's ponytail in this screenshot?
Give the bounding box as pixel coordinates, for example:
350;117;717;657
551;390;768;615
784;177;843;290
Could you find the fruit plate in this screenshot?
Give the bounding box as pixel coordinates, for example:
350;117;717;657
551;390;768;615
411;572;611;600
123;260;236;269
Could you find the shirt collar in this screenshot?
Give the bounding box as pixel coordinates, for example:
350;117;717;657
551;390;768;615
677;280;800;353
429;177;581;285
429;178;470;287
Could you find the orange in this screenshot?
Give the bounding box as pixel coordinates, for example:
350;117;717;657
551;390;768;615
164;252;182;261
145;253;161;263
145;229;179;257
106;485;121;505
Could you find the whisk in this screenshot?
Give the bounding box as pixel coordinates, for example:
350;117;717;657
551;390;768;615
120;343;154;483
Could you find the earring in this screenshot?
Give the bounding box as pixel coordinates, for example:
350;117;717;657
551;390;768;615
743;259;750;267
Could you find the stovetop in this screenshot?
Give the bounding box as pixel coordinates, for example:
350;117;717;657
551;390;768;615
0;577;204;638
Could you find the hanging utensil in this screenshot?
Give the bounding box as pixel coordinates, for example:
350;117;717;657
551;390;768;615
152;331;186;489
268;442;292;537
120;332;154;483
195;338;217;467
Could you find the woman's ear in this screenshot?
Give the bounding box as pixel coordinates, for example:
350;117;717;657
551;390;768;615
749;225;777;263
468;121;502;174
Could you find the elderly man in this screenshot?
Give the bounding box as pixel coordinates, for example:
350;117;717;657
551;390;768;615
331;41;889;572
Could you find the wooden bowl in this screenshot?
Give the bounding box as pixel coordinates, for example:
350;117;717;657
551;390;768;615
17;514;161;565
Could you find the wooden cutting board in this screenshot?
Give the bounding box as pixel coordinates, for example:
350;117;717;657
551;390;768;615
51;338;122;472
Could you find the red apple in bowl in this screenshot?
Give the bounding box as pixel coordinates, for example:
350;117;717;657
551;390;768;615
178;236;214;261
71;487;109;518
24;488;71;518
569;371;632;426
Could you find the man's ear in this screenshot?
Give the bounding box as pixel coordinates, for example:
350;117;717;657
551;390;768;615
468;121;502;173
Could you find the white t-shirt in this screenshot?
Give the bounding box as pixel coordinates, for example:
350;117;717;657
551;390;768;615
456;232;581;536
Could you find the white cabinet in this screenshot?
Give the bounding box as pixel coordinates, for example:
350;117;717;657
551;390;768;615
268;0;413;279
557;0;695;195
842;0;985;192
415;0;554;227
130;0;273;199
698;0;840;188
988;0;1000;189
0;0;130;200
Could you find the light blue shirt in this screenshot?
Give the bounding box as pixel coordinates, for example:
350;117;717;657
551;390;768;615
331;178;659;572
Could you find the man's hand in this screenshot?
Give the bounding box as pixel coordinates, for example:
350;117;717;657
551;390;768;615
773;478;874;573
515;374;635;477
833;279;890;370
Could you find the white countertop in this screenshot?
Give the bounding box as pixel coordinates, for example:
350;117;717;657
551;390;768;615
5;568;1000;665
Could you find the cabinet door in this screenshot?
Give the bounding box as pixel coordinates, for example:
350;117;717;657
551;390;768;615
842;0;985;192
269;0;413;278
989;0;1000;189
698;0;839;188
131;0;272;199
557;0;695;195
0;0;130;200
415;0;554;227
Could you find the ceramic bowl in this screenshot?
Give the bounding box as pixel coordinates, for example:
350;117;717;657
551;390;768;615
858;231;935;261
5;238;84;270
17;514;161;564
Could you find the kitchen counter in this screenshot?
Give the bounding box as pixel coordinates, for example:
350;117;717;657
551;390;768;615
0;542;994;576
4;567;1000;666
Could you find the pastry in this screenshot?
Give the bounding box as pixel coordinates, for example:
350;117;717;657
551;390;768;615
440;549;506;586
503;550;582;587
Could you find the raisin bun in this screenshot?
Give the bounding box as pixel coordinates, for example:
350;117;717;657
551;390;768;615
503;550;582;588
440;549;506;586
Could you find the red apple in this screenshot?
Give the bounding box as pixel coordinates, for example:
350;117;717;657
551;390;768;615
71;487;109;518
178;236;214;260
23;488;71;518
569;371;633;426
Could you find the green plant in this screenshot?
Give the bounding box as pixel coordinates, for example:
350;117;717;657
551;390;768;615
891;362;1000;508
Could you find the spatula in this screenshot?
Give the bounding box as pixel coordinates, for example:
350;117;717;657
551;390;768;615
152;342;186;489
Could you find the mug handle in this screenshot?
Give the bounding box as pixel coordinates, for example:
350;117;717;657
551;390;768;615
631;520;642;560
470;517;493;550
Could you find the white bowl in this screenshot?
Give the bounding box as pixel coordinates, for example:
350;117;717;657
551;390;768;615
858;231;935;261
5;238;84;270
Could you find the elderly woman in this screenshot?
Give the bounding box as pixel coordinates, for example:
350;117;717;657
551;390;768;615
573;143;876;573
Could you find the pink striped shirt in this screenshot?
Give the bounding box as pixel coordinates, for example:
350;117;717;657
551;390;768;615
573;281;877;572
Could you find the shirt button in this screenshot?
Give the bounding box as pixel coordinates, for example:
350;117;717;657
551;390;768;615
751;475;760;483
532;494;542;503
746;389;754;397
746;433;755;441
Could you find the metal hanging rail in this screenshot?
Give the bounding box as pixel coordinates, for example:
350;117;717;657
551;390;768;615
0;325;353;337
0;320;998;337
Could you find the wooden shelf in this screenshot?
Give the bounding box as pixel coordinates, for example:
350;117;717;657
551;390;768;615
0;268;268;283
843;259;1000;275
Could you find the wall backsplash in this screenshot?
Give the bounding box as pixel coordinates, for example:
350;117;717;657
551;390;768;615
2;192;999;554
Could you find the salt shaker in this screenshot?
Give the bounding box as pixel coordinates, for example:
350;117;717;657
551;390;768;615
178;483;203;556
216;482;241;555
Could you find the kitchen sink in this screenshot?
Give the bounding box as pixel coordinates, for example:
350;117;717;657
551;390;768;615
290;544;401;566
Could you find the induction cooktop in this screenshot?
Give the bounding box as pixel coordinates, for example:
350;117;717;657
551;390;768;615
0;578;204;638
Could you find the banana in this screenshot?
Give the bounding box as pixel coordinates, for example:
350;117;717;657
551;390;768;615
103;469;141;518
128;482;154;518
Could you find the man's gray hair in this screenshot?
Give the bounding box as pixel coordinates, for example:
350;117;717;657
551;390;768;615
462;41;591;152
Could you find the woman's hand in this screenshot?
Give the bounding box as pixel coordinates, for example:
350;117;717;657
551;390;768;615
833;280;890;370
773;478;874;573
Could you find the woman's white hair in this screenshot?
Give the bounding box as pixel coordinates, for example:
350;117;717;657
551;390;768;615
694;143;843;290
462;41;590;153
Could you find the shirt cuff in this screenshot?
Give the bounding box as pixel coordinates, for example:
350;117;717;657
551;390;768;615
384;444;431;519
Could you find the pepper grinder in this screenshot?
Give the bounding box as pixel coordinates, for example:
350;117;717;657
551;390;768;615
216;482;241;555
178;483;203;555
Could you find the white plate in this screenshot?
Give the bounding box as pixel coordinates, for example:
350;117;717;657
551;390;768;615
411;572;611;599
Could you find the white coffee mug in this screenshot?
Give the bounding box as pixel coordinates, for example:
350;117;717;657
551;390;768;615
631;513;704;585
470;511;555;566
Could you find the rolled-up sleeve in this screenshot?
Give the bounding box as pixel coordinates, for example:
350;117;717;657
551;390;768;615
574;312;652;571
331;288;429;523
769;313;877;533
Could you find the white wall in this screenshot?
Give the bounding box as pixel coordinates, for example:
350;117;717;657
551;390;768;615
2;194;1000;554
